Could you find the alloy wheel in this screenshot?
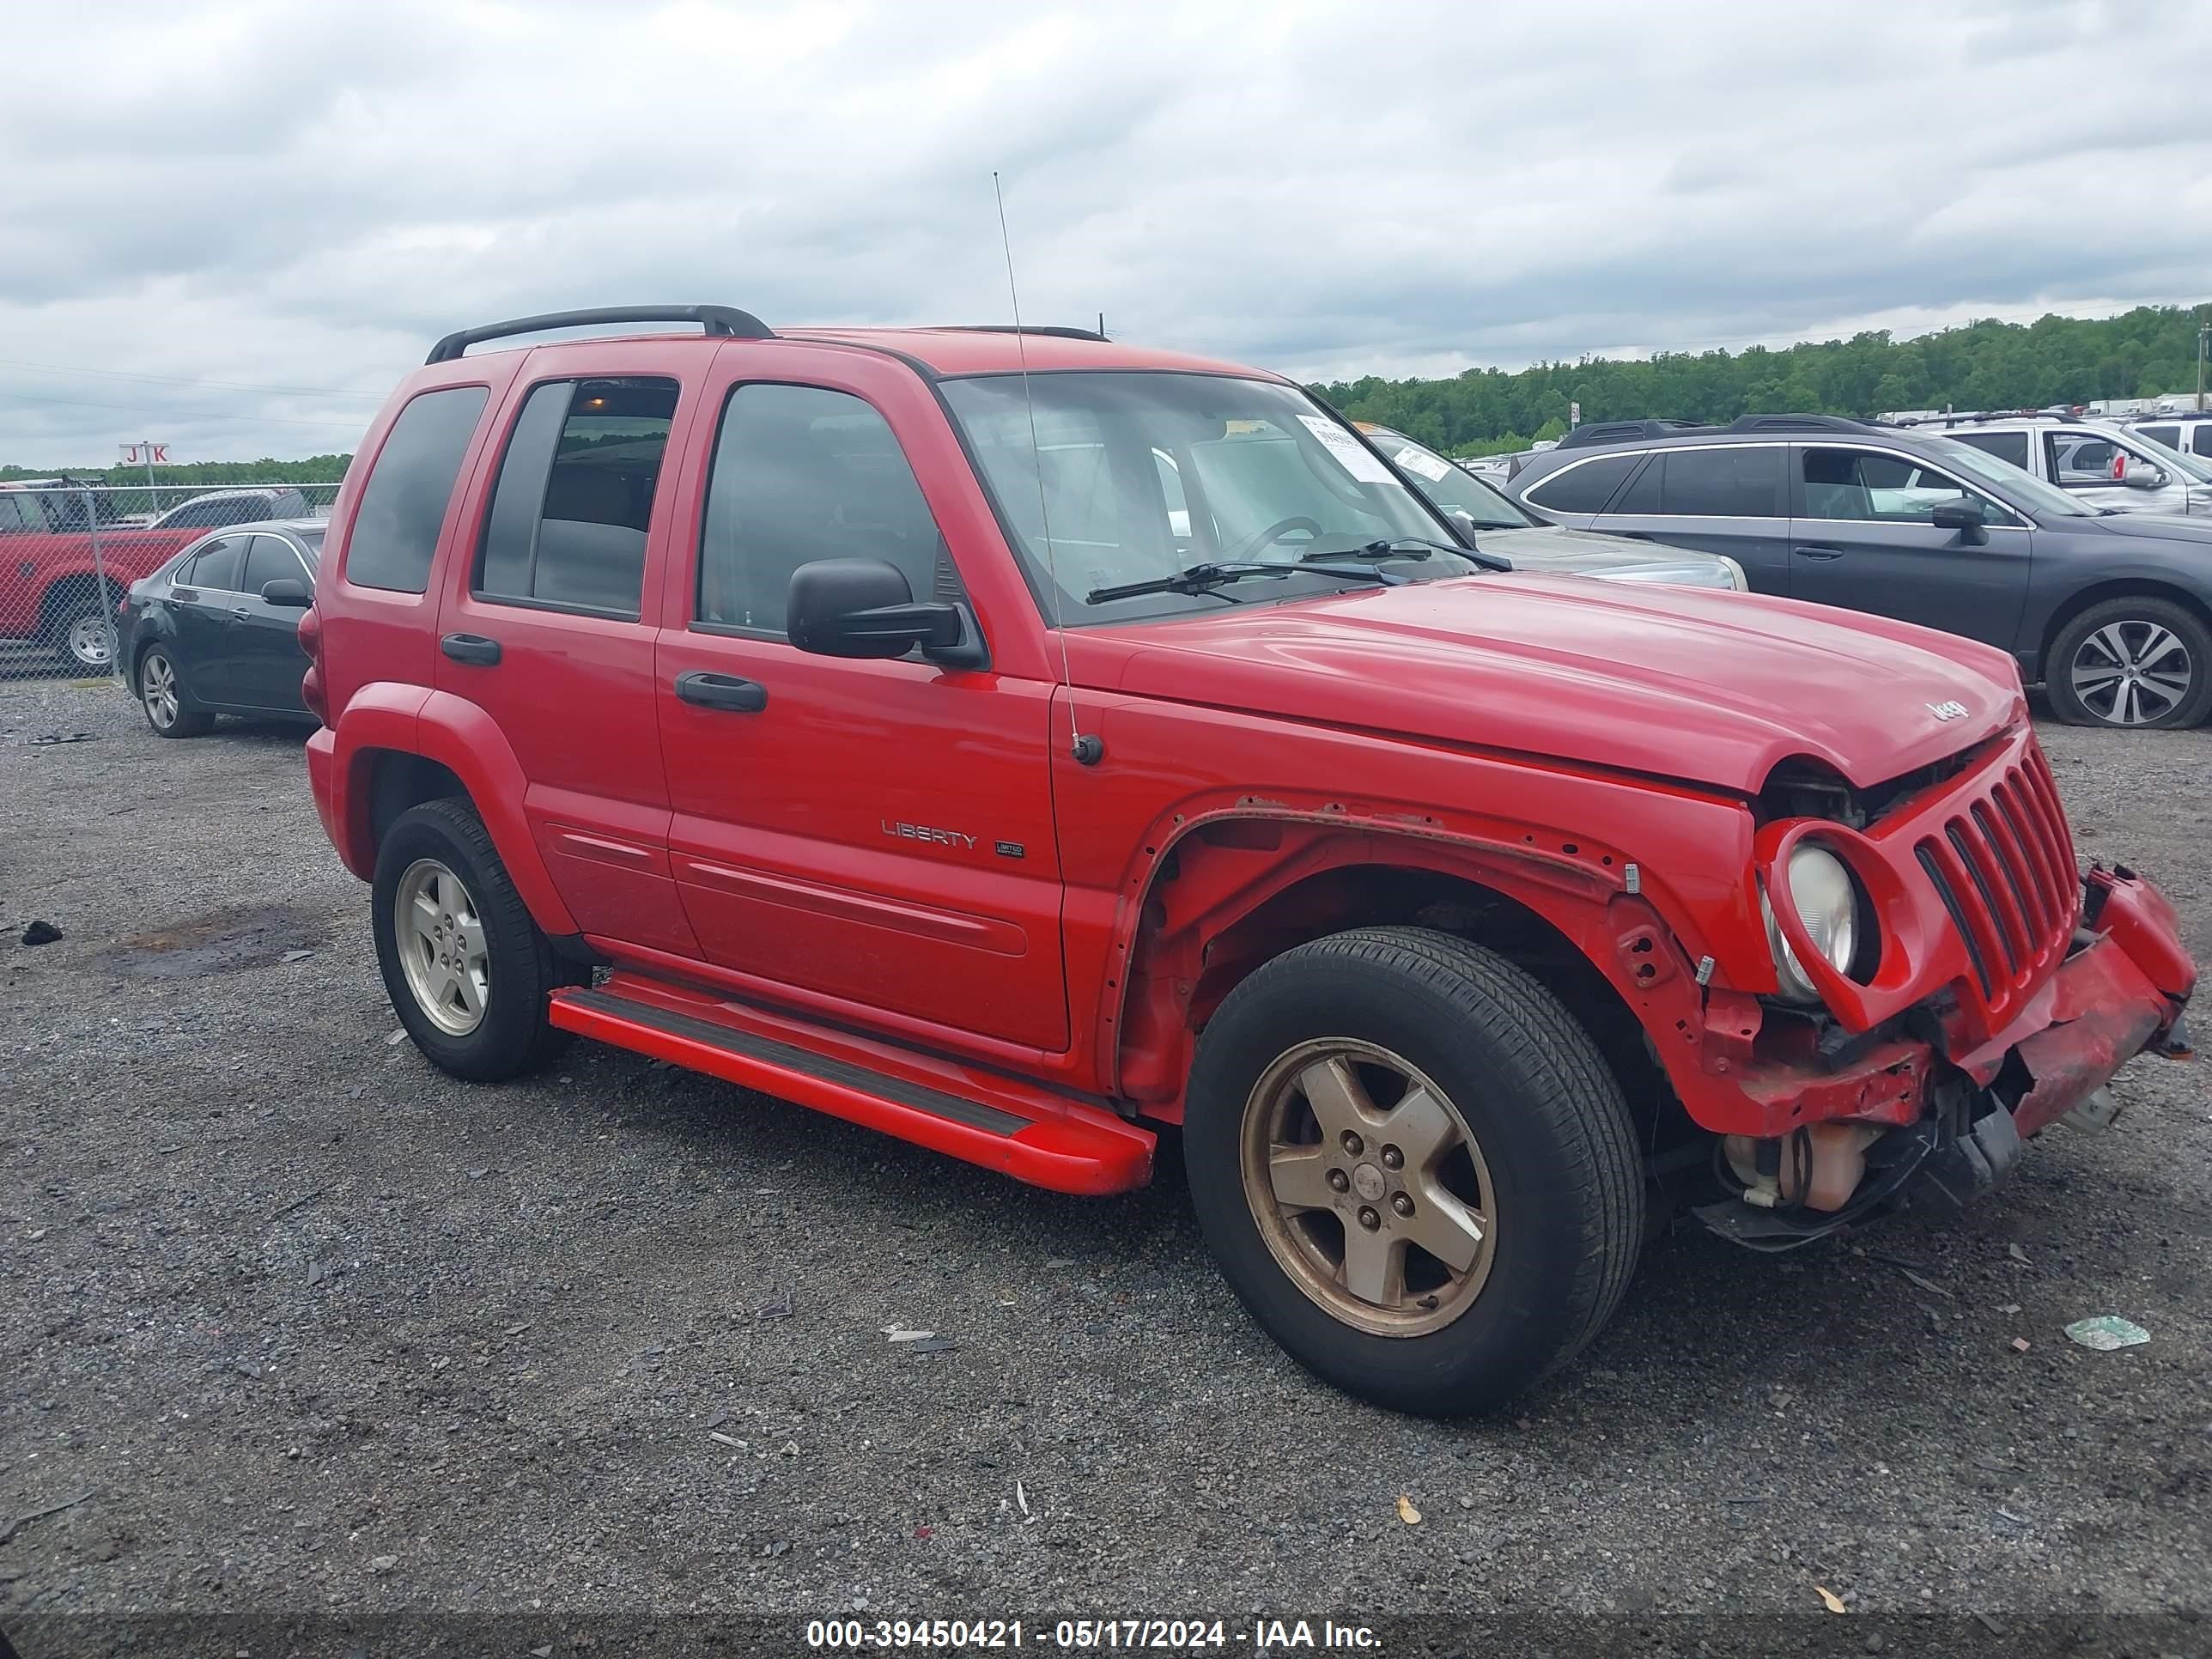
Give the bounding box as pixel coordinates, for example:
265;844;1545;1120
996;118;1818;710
394;859;490;1036
2070;620;2194;726
1238;1037;1497;1337
141;653;179;730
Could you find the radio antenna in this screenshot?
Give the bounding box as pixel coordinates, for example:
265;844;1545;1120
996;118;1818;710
994;171;1100;766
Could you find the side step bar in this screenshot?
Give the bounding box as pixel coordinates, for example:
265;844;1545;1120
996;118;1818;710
548;975;1155;1195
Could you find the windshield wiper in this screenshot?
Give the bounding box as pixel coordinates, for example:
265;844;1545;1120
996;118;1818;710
1085;561;1401;605
1303;537;1514;572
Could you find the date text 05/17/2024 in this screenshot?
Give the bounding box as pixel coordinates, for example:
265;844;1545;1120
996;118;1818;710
803;1618;1382;1650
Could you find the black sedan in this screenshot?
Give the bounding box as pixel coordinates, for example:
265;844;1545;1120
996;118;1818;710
120;520;319;737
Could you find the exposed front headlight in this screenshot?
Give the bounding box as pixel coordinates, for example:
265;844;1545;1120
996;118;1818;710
1762;844;1859;1003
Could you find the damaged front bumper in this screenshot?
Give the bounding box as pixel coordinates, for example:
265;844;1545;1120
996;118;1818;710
1695;865;2195;1249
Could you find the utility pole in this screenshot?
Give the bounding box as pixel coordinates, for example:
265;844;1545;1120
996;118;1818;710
2197;311;2208;413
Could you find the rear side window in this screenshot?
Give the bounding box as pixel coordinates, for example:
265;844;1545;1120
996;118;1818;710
2136;425;2180;451
1523;452;1638;514
1948;430;2032;471
696;383;947;635
475;378;676;617
345;386;490;592
183;534;249;591
1656;446;1783;516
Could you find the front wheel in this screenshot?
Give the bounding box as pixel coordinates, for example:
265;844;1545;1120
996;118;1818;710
1185;927;1643;1417
372;798;573;1081
2045;597;2212;729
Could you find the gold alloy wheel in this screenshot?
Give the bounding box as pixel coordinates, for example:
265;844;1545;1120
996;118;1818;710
394;858;489;1037
1239;1037;1498;1337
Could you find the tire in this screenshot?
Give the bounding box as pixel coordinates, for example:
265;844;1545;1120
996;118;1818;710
51;590;119;673
1184;926;1643;1417
136;645;214;738
2045;597;2212;730
372;797;573;1081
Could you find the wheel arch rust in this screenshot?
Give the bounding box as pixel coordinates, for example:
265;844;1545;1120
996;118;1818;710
1098;802;1725;1122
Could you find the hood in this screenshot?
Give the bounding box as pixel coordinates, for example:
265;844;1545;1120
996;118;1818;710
1080;575;2021;794
1473;522;1739;589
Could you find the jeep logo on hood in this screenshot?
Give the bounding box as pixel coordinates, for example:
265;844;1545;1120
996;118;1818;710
1928;701;1969;721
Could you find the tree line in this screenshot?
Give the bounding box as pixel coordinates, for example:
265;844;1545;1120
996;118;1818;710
1312;303;2209;458
0;454;355;486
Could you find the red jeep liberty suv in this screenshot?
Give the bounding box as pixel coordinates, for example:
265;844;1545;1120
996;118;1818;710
301;306;2196;1415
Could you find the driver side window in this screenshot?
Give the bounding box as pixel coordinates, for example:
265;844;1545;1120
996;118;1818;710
696;384;952;637
1800;448;2017;527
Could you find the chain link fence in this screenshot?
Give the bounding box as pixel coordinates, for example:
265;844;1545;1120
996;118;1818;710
0;482;339;687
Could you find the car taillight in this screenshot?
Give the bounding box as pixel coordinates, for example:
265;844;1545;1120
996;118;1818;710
297;605;326;726
2111;452;2127;482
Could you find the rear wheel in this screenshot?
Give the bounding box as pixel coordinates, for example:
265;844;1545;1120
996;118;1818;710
1184;927;1643;1417
137;646;214;738
372;798;574;1080
2046;597;2212;729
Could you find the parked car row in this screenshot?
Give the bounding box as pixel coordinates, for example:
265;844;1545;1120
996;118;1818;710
1506;413;2212;728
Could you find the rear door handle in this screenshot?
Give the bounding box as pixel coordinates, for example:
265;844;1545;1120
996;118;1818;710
675;670;768;713
1793;545;1846;561
232;605;253;620
441;633;502;666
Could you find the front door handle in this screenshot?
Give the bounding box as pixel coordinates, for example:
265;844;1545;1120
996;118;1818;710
232;605;253;620
1793;545;1846;561
441;633;502;666
675;670;768;713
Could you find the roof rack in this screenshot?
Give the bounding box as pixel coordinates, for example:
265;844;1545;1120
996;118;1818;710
425;304;775;364
929;324;1110;343
1724;413;1876;434
1555;418;1717;451
1888;410;2070;428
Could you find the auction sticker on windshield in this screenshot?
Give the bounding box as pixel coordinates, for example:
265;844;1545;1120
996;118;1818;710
1297;416;1395;483
1392;445;1453;482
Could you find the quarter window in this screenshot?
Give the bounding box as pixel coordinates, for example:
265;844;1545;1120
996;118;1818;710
696;384;950;635
1800;448;2017;526
1523;452;1638;515
345;386;490;593
474;377;675;617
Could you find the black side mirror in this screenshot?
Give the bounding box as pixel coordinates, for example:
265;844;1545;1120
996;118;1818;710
786;557;983;667
1930;500;1988;543
260;577;312;607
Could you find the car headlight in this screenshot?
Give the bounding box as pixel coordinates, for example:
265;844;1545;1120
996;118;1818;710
1762;844;1860;1003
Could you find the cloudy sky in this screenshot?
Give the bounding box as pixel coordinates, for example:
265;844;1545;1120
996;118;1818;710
5;0;2209;466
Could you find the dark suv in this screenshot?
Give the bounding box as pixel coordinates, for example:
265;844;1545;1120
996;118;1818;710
299;310;2193;1416
1507;414;2212;729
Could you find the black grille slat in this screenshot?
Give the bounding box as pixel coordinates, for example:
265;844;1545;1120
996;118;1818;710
1918;841;1994;998
1974;799;2046;939
1948;823;2022;976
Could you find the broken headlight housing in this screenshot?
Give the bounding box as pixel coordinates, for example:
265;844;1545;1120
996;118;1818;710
1761;843;1862;1004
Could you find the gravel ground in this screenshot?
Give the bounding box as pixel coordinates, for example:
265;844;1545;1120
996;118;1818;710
2;678;2208;1645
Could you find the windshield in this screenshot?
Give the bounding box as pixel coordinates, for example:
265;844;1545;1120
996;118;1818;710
295;526;325;568
1919;434;2097;518
941;373;1481;625
1358;427;1533;528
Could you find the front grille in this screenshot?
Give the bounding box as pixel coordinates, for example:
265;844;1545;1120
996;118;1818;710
1911;744;2078;1018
